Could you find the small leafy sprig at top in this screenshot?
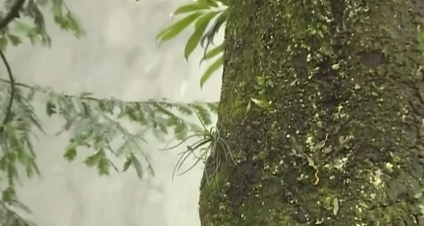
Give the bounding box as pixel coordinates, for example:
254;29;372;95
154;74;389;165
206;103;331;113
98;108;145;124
156;0;228;88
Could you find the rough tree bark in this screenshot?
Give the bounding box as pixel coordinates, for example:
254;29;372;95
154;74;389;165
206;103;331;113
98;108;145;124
199;1;424;225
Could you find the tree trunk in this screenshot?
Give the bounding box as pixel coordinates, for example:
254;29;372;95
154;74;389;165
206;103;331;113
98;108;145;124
199;1;424;225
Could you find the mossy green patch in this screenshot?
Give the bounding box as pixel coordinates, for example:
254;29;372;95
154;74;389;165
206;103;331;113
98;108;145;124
199;0;424;225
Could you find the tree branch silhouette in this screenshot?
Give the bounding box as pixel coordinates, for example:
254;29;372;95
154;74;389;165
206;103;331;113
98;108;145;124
0;0;26;30
0;0;27;135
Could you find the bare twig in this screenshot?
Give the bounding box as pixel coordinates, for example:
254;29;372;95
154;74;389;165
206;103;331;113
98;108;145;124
0;77;219;106
0;0;27;135
0;51;14;135
0;0;26;30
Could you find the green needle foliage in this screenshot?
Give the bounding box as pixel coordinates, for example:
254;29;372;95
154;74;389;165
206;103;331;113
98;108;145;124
161;109;234;182
0;0;219;225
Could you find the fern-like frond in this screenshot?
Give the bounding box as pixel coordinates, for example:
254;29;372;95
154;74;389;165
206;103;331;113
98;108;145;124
0;78;219;180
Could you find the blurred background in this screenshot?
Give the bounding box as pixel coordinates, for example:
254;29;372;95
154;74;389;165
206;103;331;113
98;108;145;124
5;0;223;225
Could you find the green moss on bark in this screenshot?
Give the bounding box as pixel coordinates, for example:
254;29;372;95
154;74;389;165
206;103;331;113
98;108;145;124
199;0;424;225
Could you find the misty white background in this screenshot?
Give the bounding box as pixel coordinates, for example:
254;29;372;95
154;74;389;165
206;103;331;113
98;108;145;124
3;0;223;225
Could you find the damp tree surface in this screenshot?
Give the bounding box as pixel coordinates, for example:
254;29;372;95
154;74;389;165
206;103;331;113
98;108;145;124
196;1;424;225
3;0;424;225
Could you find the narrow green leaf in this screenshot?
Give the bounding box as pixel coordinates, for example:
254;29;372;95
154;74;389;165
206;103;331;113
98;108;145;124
173;2;210;15
184;12;218;60
198;0;220;7
194;11;218;29
66;12;85;38
157;122;168;134
156;12;202;44
26;159;40;178
200;10;228;48
200;55;223;88
251;98;270;109
131;155;143;179
122;157;132;172
246;101;251;114
200;43;223;64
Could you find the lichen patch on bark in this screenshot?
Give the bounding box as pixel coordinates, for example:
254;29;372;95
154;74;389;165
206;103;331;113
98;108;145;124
199;1;424;225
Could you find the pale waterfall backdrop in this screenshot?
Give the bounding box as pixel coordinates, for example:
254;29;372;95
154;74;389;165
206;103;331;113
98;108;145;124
4;0;223;225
